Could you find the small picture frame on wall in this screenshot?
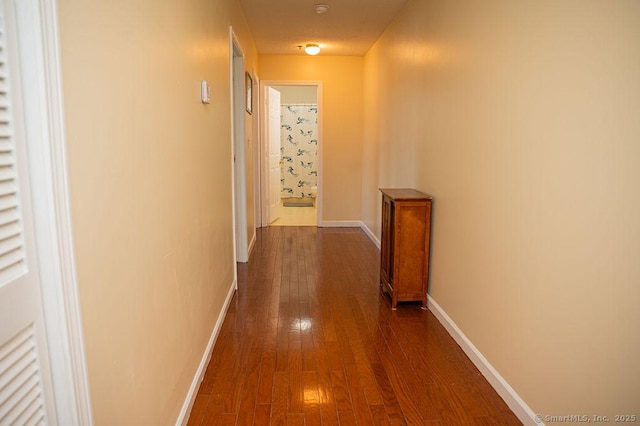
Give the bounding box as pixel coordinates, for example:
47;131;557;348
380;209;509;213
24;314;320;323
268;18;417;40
245;72;253;114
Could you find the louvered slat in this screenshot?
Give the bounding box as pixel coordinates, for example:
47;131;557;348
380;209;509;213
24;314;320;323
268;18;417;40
0;221;20;241
0;6;26;288
0;193;17;212
3;383;42;425
0;151;13;167
0;374;39;422
0;207;18;227
0;179;16;197
0;324;30;360
0;326;45;425
0;348;34;393
0;234;22;257
0;165;14;181
11;391;44;426
0;331;36;389
0;248;22;272
1;362;39;406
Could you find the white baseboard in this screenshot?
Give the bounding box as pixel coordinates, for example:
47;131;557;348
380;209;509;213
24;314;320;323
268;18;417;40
176;279;237;425
247;231;256;259
359;221;380;249
319;220;361;227
426;295;538;426
319;221;381;251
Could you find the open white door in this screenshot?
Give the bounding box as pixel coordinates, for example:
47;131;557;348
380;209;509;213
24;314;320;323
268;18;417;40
0;0;57;422
267;87;281;224
230;32;248;263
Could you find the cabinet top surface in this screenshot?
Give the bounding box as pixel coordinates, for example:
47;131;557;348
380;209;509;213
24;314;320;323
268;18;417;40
379;188;432;200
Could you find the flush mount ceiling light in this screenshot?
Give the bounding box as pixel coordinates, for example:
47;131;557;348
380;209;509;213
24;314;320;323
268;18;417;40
313;3;329;14
304;43;321;55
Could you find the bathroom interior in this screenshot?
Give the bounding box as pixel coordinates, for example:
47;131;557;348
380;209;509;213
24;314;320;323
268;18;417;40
270;85;318;226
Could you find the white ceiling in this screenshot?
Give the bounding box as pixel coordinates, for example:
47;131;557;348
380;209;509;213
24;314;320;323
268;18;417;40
238;0;408;56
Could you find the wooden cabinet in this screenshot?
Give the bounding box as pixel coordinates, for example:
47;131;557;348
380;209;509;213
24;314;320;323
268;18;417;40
379;188;432;310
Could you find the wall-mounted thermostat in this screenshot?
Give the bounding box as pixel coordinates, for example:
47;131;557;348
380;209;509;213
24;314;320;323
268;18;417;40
201;81;211;104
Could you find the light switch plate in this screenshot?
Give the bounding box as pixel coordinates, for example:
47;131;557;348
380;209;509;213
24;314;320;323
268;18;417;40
201;80;211;104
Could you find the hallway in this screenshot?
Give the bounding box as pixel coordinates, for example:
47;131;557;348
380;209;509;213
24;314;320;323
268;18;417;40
269;206;317;227
187;227;520;425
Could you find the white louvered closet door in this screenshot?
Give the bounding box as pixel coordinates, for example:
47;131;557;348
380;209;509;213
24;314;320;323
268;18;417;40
0;0;58;424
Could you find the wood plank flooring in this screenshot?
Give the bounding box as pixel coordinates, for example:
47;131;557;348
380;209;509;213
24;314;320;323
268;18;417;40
188;227;521;425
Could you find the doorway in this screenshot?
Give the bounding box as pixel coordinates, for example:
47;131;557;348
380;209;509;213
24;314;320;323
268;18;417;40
259;81;322;227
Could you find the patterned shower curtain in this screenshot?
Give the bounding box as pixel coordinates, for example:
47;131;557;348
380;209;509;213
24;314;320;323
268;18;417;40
280;104;318;198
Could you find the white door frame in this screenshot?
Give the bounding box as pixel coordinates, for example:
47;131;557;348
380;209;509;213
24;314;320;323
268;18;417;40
258;81;323;227
252;73;261;234
229;28;248;264
13;0;93;423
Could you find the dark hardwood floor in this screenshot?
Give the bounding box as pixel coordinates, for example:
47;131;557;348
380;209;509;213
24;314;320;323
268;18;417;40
187;227;521;425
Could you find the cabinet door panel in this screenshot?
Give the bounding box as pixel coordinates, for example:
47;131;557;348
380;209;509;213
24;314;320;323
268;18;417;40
395;204;427;297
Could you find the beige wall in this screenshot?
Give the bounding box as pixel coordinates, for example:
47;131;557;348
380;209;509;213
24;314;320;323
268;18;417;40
273;85;318;104
57;0;256;423
363;0;640;418
259;56;363;221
